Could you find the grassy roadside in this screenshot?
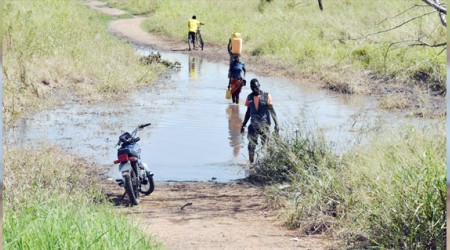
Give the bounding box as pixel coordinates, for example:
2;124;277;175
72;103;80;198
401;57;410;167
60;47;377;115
253;120;446;248
3;0;166;248
107;0;445;97
3;0;166;128
3;146;162;249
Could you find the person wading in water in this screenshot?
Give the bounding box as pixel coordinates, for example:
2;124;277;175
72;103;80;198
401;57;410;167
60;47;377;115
240;78;279;163
227;55;246;104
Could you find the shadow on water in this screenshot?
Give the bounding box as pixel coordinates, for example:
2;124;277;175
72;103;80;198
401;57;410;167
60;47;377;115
5;44;414;182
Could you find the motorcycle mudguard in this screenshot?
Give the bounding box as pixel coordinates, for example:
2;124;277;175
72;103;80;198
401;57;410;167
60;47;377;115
119;162;132;176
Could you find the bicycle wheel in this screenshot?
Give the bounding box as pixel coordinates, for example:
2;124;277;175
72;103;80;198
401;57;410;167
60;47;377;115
197;31;204;50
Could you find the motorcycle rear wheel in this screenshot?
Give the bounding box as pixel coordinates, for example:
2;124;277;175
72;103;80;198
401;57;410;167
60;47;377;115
124;171;140;205
140;174;155;195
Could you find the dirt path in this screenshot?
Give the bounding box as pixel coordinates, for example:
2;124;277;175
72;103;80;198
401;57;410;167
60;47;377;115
104;181;334;250
102;1;445;118
107;16;237;66
86;2;335;249
85;0;126;16
103;4;312;82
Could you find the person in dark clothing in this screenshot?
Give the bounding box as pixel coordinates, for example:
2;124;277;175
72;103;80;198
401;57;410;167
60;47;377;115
240;78;279;163
227;55;246;104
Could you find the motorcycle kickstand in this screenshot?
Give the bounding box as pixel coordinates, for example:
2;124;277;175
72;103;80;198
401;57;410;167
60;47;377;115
120;191;127;202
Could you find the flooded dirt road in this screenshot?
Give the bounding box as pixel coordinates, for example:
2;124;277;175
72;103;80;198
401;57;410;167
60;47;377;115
0;0;403;183
6;2;439;249
5;45;383;182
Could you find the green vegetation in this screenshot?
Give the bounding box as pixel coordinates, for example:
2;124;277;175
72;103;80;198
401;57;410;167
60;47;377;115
108;0;445;94
3;146;162;249
3;0;166;248
3;0;166;128
254;121;446;249
3;0;445;248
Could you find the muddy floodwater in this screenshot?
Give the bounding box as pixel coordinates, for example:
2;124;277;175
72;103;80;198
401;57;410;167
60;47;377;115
7;45;398;182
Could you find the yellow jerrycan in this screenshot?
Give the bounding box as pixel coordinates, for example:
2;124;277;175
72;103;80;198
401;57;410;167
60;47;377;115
226;88;232;99
231;32;242;55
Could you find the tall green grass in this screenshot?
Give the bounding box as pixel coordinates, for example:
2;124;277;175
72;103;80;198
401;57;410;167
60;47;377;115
257;121;445;248
3;1;168;247
249;124;339;185
3;146;162;249
111;0;446;93
343;123;446;249
3;0;166;128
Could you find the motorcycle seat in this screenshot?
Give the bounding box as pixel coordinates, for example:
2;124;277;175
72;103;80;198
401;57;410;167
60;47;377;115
117;148;139;158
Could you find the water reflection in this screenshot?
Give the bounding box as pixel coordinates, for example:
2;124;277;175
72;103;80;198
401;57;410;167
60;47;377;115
188;55;203;80
226;104;243;158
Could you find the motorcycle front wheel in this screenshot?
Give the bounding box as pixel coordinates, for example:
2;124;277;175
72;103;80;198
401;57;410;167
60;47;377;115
140;174;155;195
124;171;140;205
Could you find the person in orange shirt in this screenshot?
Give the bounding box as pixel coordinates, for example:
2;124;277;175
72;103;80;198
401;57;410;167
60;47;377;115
240;78;279;163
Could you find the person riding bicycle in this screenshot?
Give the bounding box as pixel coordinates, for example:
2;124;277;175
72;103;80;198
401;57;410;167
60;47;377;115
188;15;203;51
227;55;246;104
240;78;279;163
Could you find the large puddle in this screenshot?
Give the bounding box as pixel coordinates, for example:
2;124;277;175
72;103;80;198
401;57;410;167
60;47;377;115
6;45;398;182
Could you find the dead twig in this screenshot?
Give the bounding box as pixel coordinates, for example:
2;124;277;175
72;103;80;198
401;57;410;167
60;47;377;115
180;202;193;210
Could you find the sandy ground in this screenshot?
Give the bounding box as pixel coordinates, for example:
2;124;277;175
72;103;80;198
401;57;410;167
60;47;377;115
86;1;336;249
85;0;126;16
104;181;335;250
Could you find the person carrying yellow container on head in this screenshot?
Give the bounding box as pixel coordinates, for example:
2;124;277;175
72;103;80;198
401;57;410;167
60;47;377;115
227;33;245;104
227;32;242;66
227;55;246;104
188;15;203;51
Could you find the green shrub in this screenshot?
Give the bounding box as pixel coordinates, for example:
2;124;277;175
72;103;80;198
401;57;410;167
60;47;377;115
256;121;445;248
3;146;162;249
249;124;338;185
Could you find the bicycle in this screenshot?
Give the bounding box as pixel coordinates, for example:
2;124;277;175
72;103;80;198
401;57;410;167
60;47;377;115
196;23;204;50
189;23;204;51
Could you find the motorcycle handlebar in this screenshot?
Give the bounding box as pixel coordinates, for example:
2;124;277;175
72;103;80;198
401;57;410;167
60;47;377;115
139;123;151;129
115;124;150;146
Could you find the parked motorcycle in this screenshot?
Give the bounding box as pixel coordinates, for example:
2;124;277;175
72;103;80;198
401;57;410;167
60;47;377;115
113;123;154;205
